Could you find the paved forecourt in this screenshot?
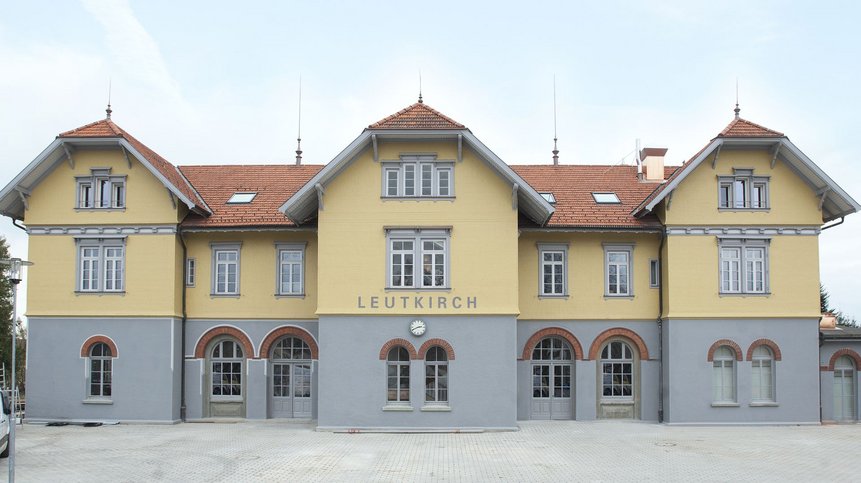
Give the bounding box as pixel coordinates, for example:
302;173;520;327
4;420;859;481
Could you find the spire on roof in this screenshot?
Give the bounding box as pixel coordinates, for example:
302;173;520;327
106;78;112;119
295;75;302;165
734;78;740;119
552;75;559;165
418;70;423;104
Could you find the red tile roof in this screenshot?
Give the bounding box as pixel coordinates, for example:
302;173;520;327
718;117;784;138
512;165;677;228
179;165;323;227
59;118;209;213
369;101;466;129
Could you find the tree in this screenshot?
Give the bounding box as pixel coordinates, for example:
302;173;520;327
820;284;859;327
0;235;23;390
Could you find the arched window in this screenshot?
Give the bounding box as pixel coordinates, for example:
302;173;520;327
532;337;573;362
712;346;736;403
211;339;243;398
271;337;312;361
601;341;633;399
424;346;448;405
834;355;856;421
387;347;410;404
751;346;774;402
89;342;112;398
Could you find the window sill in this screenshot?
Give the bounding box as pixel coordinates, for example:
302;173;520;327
275;294;306;299
82;399;113;405
711;402;740;408
75;291;125;296
211;397;243;403
382;405;413;412
381;196;456;201
603;295;634;300
718;208;770;212
599;399;634;405
749;402;779;407
210;294;241;298
719;292;771;297
75;208;127;212
385;287;451;292
539;294;569;299
421;405;451;412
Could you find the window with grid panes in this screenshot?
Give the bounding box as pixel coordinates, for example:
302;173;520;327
424;346;448;405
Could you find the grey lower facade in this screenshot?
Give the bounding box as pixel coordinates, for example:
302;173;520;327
23;315;851;427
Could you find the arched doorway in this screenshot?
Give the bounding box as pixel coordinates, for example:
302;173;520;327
530;336;573;420
834;355;856;421
270;337;313;418
205;338;247;418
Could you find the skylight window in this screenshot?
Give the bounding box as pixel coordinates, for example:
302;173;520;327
227;192;257;204
592;192;620;204
540;192;556;204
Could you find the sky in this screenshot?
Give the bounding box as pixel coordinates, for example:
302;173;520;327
1;0;860;319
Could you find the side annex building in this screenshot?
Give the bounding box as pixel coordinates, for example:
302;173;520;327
1;99;859;428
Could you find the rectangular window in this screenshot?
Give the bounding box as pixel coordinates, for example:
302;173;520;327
186;258;196;287
719;239;769;294
649;259;660;288
77;239;125;293
211;244;241;295
76;169;126;209
387;229;450;289
712;360;735;403
382;156;454;198
277;243;305;295
538;244;568;296
604;245;633;297
718;170;769;210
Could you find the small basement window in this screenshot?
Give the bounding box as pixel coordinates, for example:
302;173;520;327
540;192;556;204
592;192;620;204
227;192;257;204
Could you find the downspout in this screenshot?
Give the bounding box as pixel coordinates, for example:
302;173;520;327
12;219;26;231
178;225;188;421
818;328;824;422
657;228;666;423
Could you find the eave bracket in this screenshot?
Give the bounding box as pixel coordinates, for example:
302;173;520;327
457;134;463;162
511;183;519;210
372;134;379;162
711;144;722;169
315;183;325;211
63;143;75;169
818;187;830;212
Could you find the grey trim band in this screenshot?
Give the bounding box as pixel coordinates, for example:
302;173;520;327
666;226;820;236
29;225;177;235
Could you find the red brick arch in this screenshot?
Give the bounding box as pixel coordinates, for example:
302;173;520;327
827;349;861;371
707;339;743;362
81;335;118;357
746;339;782;361
379;338;418;360
259;326;319;359
194;326;255;359
588;327;650;361
417;338;456;360
521;327;584;361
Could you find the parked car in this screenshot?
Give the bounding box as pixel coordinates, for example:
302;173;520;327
0;391;10;458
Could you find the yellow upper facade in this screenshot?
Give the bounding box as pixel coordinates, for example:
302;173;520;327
2;104;857;320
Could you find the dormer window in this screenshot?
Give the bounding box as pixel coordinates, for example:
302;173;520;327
77;169;125;209
592;192;620;204
382;156;454;198
718;169;769;209
227;192;257;204
540;193;556;204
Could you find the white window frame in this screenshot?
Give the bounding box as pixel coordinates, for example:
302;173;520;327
386;229;450;289
210;339;244;401
718;238;770;295
538;243;568;297
718;169;770;210
386;346;411;405
381;156;455;198
751;346;776;403
210;243;241;296
87;342;113;400
76;237;126;293
712;346;737;404
649;259;660;288
600;341;634;401
186;258;196;287
76;168;126;209
604;244;634;297
424;346;449;407
276;242;306;296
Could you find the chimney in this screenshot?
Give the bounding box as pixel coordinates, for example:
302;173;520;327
640;147;668;181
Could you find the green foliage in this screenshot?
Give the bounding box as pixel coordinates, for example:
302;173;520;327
820;283;858;327
0;236;26;392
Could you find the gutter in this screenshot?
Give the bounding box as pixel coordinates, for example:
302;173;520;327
178;225;188;421
12;219;26;231
657;227;666;423
821;217;844;231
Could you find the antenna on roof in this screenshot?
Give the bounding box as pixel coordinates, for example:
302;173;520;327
106;78;113;119
734;77;740;119
295;75;303;165
552;75;559;165
418;69;423;104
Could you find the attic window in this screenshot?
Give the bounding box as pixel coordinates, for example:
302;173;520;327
592;192;620;204
227;192;257;204
540;192;556;204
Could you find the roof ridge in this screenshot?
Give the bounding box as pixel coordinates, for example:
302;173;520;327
718;117;784;137
58;118;124;137
368;101;465;129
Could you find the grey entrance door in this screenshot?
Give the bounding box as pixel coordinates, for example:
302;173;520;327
272;362;312;418
530;337;573;420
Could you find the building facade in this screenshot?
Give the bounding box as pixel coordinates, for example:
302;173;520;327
1;100;859;428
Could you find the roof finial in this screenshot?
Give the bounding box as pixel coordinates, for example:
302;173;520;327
295;75;303;165
418;69;423;104
552;75;559;165
106;78;113;119
734;77;740;119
